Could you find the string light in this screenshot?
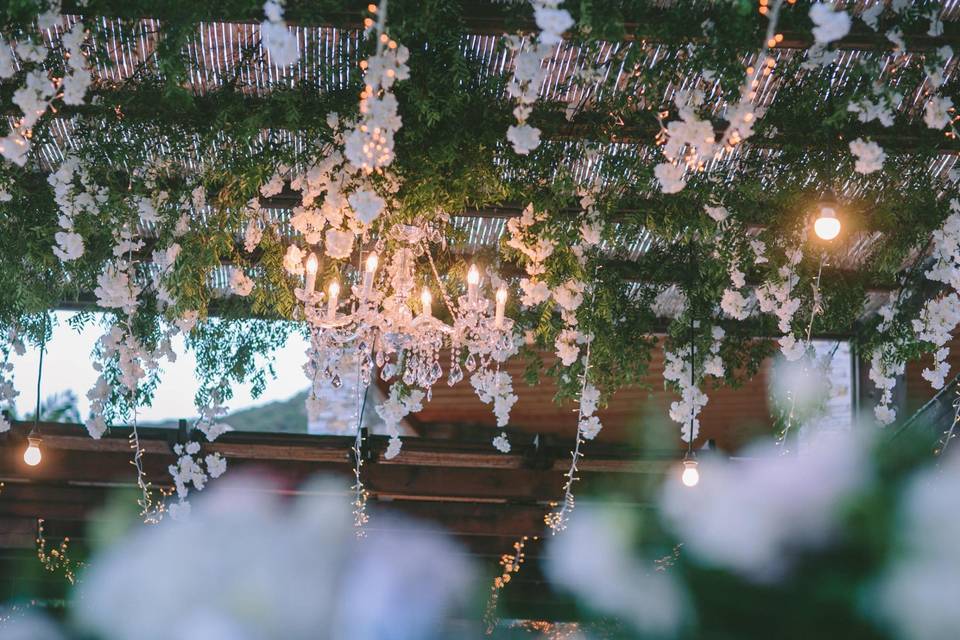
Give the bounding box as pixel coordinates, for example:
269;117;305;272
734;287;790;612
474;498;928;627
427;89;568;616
814;192;841;241
681;455;700;488
23;435;42;466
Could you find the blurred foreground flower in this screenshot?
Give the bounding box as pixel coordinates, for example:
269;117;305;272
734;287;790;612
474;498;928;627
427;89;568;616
545;502;689;637
875;450;960;640
660;431;870;580
72;474;474;640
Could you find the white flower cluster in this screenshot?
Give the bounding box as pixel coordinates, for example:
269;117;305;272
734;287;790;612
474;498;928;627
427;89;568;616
470;369;518;428
651;285;688;320
757;244;804;360
913;201;960;390
913;294;960;390
545;503;688;637
577;382;602;440
507;203;555;305
661;430;869;580
229;267;254;297
0;17;91;165
282;125;397;264
85;322;174;439
866;300;904;426
809;3;851;45
343;27;410;173
94;263;141;315
849;137;886;174
48;154;107;262
847;86;902;128
60;22;92;106
663;326;725;442
654;91;714;193
167;440;227;518
375;384;425;460
73;475;474;640
925;95;954;130
261;0;300;67
876;454;960;640
504;1;573;155
0;327;25;433
195;387;234;442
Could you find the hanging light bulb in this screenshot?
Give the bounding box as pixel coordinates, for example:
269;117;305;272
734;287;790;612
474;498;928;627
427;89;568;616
23;436;42;467
814;193;841;241
681;456;699;488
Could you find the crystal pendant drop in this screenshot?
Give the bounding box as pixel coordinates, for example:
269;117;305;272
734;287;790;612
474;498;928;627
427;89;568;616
331;374;342;388
448;363;463;386
465;352;476;371
429;360;443;384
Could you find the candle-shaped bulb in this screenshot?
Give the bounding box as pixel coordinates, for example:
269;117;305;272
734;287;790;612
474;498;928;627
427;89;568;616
467;264;480;304
495;285;507;328
304;252;319;294
420;286;432;318
327;280;340;320
362;252;378;300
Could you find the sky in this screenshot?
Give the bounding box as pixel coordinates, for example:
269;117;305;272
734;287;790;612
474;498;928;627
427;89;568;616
10;311;311;423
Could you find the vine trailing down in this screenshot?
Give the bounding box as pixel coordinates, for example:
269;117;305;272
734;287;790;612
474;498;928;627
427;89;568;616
0;0;957;522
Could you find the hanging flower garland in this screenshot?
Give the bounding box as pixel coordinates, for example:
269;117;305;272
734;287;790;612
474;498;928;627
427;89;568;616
504;0;574;155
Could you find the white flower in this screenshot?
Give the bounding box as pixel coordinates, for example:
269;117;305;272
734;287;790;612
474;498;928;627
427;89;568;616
94;264;140;314
72;474;474;640
546;503;688;636
470;370;518;427
261;1;300;67
779;334;806;361
348;189;385;225
205;453;227;478
578;415;602;440
924;96;954;129
654;162;686;194
534;4;574;45
229;269;254;297
555;329;581;366
385;435;403;460
492;433;511;453
651;286;688;319
53;230;84;261
580;383;600;417
874;404;896;425
507;123;542;155
704;204;728;222
243;216;263;253
809;3;851;44
849;138;886;174
283;245;305;275
875;455;960;640
660;431;869;580
519;278;551;307
324;228;354;260
580;219;602;245
552;279;585;312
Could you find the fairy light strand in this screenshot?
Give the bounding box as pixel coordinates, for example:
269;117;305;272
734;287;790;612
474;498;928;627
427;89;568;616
36;518;84;585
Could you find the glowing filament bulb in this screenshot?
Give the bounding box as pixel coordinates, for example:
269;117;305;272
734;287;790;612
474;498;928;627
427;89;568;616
23;437;42;467
304;252;319;294
814;205;841;241
681;459;699;488
494;286;507;328
420;286;432;318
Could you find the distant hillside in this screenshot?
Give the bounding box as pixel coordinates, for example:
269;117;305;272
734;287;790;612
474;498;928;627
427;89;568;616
145;389;311;433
